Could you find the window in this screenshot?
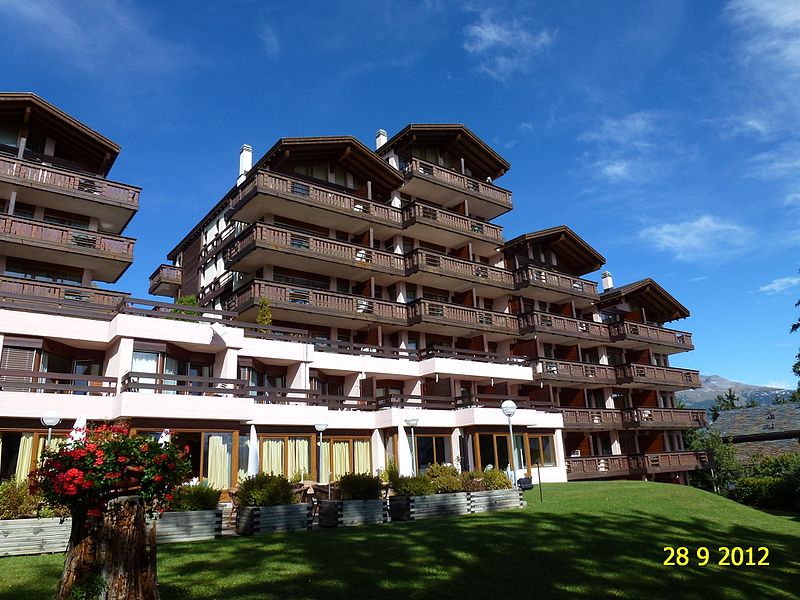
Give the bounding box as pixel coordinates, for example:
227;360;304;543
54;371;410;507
317;437;371;483
411;147;439;164
259;435;312;480
475;432;557;473
413;435;452;472
5;257;82;285
43;209;90;230
12;202;36;220
293;162;328;183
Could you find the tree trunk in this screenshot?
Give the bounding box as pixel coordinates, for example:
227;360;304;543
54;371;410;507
58;495;159;600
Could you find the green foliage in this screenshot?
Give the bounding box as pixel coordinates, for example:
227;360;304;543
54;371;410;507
0;477;53;519
684;429;739;493
237;473;293;507
170;483;222;512
393;476;435;497
425;463;463;493
256;297;272;326
460;471;487;492
730;476;786;510
338;473;382;500
67;574;106;600
710;388;741;421
381;458;399;486
732;453;800;512
481;469;513;490
172;294;200;318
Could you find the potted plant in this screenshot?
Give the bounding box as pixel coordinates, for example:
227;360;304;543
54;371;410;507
319;473;385;528
154;483;222;543
389;464;470;521
235;473;311;535
0;477;70;557
461;470;524;513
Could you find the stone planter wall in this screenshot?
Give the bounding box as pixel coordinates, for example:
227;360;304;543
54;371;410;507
237;504;312;535
0;517;71;557
389;492;470;521
319;499;387;528
152;509;222;543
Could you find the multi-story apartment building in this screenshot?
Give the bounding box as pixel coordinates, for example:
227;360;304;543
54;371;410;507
0;95;710;490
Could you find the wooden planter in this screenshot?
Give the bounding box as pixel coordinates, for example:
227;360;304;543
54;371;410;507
152;509;222;543
389;492;470;521
0;517;71;557
469;489;525;514
236;504;312;535
319;499;387;528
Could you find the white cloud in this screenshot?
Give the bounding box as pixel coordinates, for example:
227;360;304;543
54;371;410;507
758;275;800;294
259;25;280;58
727;0;800;78
747;142;800;179
463;11;555;81
763;380;794;390
639;215;753;261
579;112;658;149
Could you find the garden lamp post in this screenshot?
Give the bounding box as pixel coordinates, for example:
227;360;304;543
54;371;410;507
40;411;61;445
315;423;328;494
501;400;517;487
405;418;419;476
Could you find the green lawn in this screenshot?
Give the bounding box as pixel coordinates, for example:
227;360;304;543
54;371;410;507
2;481;798;599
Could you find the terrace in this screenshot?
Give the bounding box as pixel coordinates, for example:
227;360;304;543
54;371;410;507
614;364;701;390
518;311;610;345
533;360;617;387
608;321;694;353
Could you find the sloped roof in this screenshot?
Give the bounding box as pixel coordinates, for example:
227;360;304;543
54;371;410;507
710;403;800;440
598;278;689;322
502;225;605;276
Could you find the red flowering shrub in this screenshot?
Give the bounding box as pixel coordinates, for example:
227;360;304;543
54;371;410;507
29;423;191;518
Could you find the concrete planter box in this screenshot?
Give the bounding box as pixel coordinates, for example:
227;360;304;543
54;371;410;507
236;504;312;535
319;499;387;528
0;517;71;557
389;492;470;521
469;489;525;514
152;509;222;543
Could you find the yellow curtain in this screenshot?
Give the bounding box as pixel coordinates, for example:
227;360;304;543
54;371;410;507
319;440;330;484
206;435;231;489
35;436;62;467
262;438;284;475
287;437;310;481
353;439;371;474
15;434;34;481
333;440;350;481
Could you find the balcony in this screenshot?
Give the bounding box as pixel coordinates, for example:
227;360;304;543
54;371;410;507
514;265;598;306
0;154;139;232
148;264;182;297
405;248;513;292
226;279;408;328
0;370;117;395
566;451;710;480
224;222;405;279
518;311;610;346
402;201;503;248
643;451;711;474
615;364;701;390
401;158;513;219
560;408;624;430
534;360;617;387
0;276;126;319
609;321;694;353
622;407;707;429
407;299;519;337
418;345;528;365
457;394;554;410
227;171;403;231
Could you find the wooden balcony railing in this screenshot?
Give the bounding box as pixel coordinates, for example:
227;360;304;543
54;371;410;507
0;276;126;307
622;408;707;428
456;394;554;410
121;372;244;395
377;394;457;410
518;311;610;342
402;202;504;242
0;369;117;395
148;264;182;295
225;223;405;273
565;456;634;478
0;214;134;259
615;364;701;388
513;266;598;298
559;408;624;429
418;345;528;365
313;341;420;359
408;299;519;334
609;321;694;351
0;154;139;208
644;451;711;473
534;360;617;385
406;248;513;287
406;158;513;208
566;451;710;479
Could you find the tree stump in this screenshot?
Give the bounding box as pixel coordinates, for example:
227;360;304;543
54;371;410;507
57;495;158;600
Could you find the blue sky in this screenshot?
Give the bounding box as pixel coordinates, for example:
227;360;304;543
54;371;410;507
2;0;799;388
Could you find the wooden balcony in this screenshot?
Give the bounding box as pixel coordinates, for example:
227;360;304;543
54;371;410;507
565;455;637;480
622;407;707;429
456;394;553;410
0;214;134;281
0;369;117;395
407;299;519;336
402;157;512;219
224;222;404;278
0;276;126;319
534;359;617;387
615;364;701;390
514;265;598;305
518;311;610;345
418;345;528;365
643;451;711;474
402;201;503;247
609;321;694;353
559;408;624;430
148;264;182;297
405;248;513;291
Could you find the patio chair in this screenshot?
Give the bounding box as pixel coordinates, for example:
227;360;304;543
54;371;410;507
226;487;239;527
517;477;534;491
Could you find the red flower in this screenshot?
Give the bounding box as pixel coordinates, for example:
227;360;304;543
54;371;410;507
154;474;163;482
165;493;173;502
87;508;102;518
117;456;129;463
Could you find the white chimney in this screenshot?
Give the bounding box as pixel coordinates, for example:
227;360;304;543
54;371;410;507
601;271;614;291
375;129;388;150
237;144;252;186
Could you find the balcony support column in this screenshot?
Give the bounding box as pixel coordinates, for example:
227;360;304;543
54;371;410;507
610;430;622;456
397;423;414;477
451;427;463;471
370;429;384;476
213;348;239;380
105;337;133;392
7;191;15;215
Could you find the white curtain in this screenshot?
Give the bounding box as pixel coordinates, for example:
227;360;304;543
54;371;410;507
287;437;310;481
35;435;61;467
262;438;284;475
354;439;371;474
205;434;231;489
132;351;158;394
333;440;350;481
319;440;330;484
15;434;33;481
163;356;178;395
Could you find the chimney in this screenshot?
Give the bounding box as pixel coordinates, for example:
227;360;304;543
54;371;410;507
375;129;388;150
237;144;252;186
601;271;614;291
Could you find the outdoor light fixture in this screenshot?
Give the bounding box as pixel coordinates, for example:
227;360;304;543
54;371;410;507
405;418;419;476
315;424;328;488
40;411;61;445
501;400;517;488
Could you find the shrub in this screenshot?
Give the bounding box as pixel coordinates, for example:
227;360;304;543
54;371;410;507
393;476;435;497
425;463;463;494
0;477;50;519
731;477;784;509
170;484;222;512
736;453;800;512
237;473;293;507
460;471;486;492
338;473;382;500
482;469;512;490
381;458;399;486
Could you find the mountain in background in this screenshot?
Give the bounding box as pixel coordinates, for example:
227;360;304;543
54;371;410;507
675;375;793;409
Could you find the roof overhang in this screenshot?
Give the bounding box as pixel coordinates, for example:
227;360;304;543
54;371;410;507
502;226;605;276
599;278;690;322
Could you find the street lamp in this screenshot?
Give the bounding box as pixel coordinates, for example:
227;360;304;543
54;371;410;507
405;418;419;476
40;411;61;445
501;400;517;487
314;424;328;488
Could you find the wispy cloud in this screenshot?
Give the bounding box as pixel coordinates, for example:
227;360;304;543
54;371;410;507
463;11;555;82
758;275;800;294
0;0;192;74
259;24;280;59
639;215;753;261
747;142;800;180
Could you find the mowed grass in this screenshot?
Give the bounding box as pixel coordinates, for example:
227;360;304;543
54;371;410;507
2;481;799;600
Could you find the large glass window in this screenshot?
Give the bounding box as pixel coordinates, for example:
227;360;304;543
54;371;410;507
203;432;232;490
413;435;451;472
477;432;557;473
